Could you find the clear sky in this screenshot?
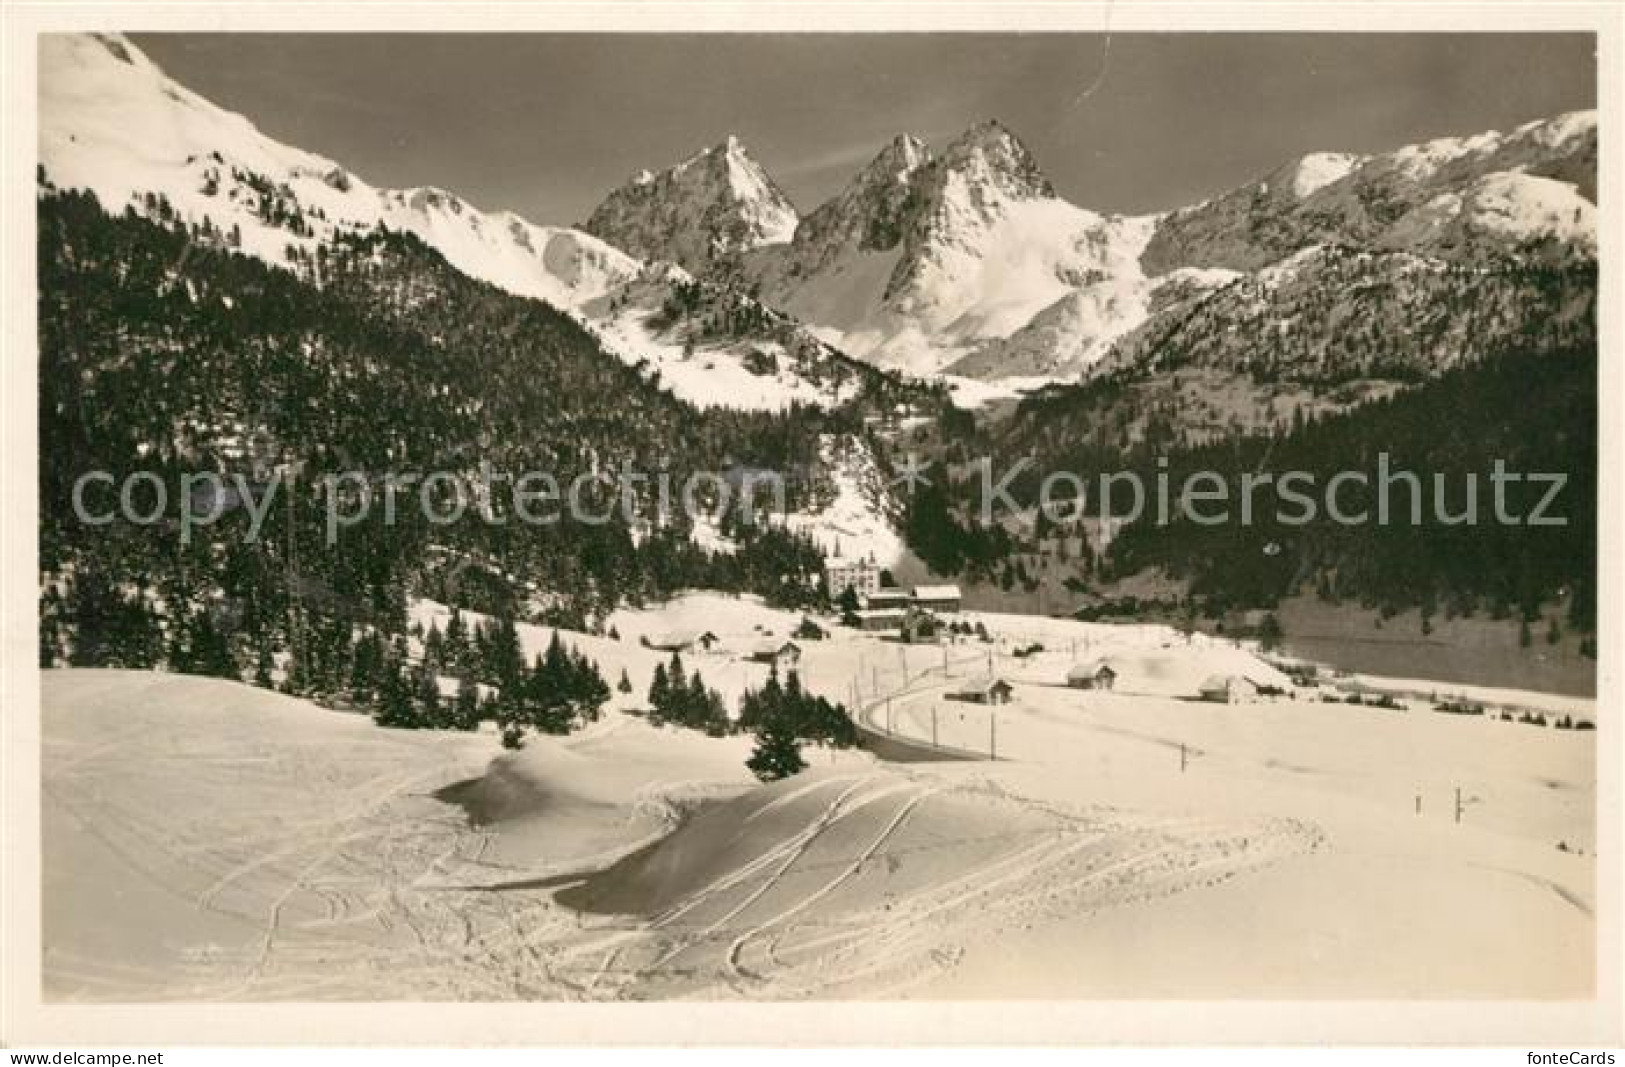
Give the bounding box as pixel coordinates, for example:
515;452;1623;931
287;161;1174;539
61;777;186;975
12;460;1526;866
130;33;1597;227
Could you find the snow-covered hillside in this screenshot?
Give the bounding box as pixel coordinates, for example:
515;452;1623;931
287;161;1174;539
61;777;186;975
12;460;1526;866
574;261;881;412
780;435;907;566
1092;241;1595;389
39;33;641;310
1379;171;1597;258
44;626;1594;1001
39;33;855;415
943;265;1239;380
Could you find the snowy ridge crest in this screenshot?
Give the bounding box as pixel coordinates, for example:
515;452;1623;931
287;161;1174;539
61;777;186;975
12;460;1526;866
39;33;642;311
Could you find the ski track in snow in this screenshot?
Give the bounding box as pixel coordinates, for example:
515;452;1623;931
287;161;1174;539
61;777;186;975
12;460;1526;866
43;671;1321;1001
43;644;1598;1002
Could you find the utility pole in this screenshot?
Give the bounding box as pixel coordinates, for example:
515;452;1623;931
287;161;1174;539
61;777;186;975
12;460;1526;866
1415;794;1422;816
931;706;938;748
1455;786;1464;824
990;709;997;761
1180;743;1187;773
886;696;893;735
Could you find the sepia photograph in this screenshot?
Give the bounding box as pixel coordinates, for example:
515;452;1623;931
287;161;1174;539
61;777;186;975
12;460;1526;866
2;0;1620;1054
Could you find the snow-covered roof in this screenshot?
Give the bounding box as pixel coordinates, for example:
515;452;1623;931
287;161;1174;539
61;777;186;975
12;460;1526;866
955;675;1013;696
912;584;962;600
644;630;697;650
1199;673;1256;692
751;639;800;657
1067;659;1118;680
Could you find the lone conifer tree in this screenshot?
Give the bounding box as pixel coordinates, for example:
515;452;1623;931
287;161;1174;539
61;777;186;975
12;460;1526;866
746;720;806;782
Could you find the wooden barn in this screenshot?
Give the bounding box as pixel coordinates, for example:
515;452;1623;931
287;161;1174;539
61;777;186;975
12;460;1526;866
1067;660;1118;691
951;675;1014;705
749;639;802;672
1198;674;1259;704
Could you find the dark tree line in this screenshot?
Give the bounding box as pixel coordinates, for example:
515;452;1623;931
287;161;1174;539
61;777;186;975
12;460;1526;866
739;668;859;781
895;310;1595;632
636;651;859;780
1093;342;1596;628
33;183;931;726
646;651;729;734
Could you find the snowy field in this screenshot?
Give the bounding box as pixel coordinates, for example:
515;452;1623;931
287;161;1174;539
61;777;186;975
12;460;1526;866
42;595;1595;1000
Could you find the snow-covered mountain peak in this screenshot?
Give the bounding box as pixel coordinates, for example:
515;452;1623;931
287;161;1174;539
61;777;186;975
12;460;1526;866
716;136;792;212
946;118;1025;155
743;118;1151;375
40;31;644;312
1236;150;1366;210
1285;152;1365;198
1516;109;1597;150
932;119;1056;205
765;133;936;274
870;133;932;173
1373;111;1594;188
1141;109;1597;276
670;134;752;176
583;135;798;272
848;133;932;190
